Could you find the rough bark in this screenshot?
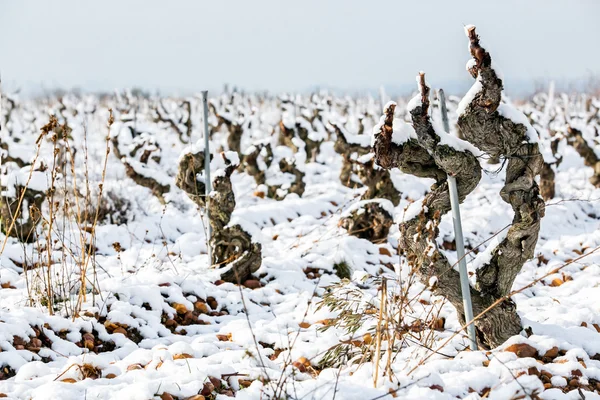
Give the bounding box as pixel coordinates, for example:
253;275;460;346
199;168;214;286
112;135;170;204
0;186;45;243
208;103;244;154
213;224;262;283
122;162;170;203
241;142;304;200
175;150;208;206
223;119;243;154
331;123;371;188
296;120;323;162
154;99;192;144
565;126;600;187
457;27;544;303
375;78;518;348
267;158;305;200
355;155;400;206
372;104;446;183
339;201;393;243
539;135;563;201
374;26;544;348
278;121;299;153
539;162;556;201
457;27;543;346
241;143;273;186
176;150;262;283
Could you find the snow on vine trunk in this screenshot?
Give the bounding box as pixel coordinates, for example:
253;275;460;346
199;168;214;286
176;145;262;283
373;26;544;348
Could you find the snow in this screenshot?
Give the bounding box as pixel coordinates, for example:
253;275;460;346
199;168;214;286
340;198;395;219
384;100;396;111
431;118;482;156
1;88;600;400
465;58;477;72
457;76;483;117
407;94;422;113
470;229;509;272
179;138;205;161
340;130;371;148
1;168;48;198
437;131;482;156
392;121;418;146
357;153;374;164
463;24;475;36
371;109;417;147
497;102;540;143
403;199;426;222
216;150;240;169
457;79;539;144
125;157;173;186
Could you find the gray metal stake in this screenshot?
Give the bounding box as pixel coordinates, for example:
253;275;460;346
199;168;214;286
439;89;478;351
201;91;212;266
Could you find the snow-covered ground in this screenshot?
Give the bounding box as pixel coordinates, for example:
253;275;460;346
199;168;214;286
1;89;600;400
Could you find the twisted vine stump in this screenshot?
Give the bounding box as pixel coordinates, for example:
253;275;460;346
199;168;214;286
538;134;564;200
176;149;262;283
339;200;394;243
331;123;371;188
241;142;273;186
565;126;600;187
1;183;45;243
296;118;323;162
458;28;544;317
1;140;27;168
355;154;400;206
243;143;304;200
112;133;170;204
266;158;305;200
338;143;399;243
278;120;300;153
153;99;192;144
539;162;556;200
373;27;544;348
208;103;244;154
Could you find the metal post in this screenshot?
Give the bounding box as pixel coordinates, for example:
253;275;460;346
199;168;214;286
201;91;212;266
439;89;478;351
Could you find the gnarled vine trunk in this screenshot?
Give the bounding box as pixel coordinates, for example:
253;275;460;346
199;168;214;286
355;155;400;206
112;134;170;204
176;150;262;283
0;186;45;243
373;26;544;348
565;126;600;187
241;143;273;186
331;123;371;188
339;200;394;243
268;158;305;199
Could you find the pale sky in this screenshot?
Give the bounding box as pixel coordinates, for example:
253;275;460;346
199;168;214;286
1;0;599;96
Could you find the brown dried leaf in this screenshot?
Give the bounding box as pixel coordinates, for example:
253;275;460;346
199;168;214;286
216;333;232;342
173;353;194;360
504;343;538;358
